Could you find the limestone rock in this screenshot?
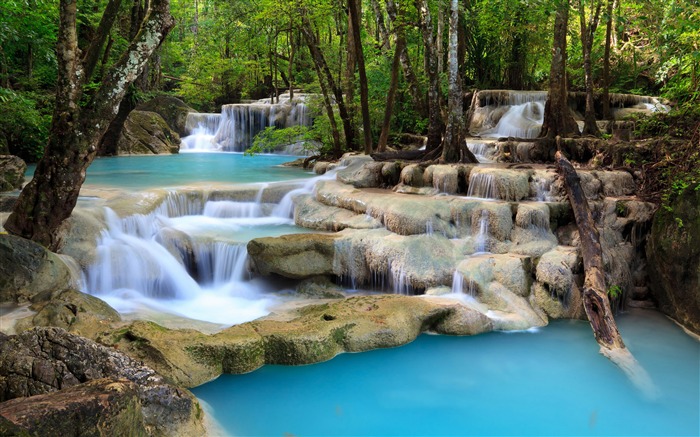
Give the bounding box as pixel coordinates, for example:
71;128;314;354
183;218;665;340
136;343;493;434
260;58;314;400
0;235;73;303
117;110;181;155
0;327;205;436
293;194;382;232
0;155;25;192
647;185;700;335
136;95;196;136
247;233;339;278
0;378;148;437
336;156;383;188
13;288;121;338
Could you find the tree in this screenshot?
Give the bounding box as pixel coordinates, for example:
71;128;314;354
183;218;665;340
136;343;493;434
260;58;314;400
441;0;477;163
415;0;443;151
4;0;174;249
540;0;579;139
348;0;373;154
600;0;614;119
577;0;602;136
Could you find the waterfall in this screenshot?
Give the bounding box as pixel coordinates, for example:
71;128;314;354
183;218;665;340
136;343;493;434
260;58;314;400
84;184;301;325
467;141;497;163
180;93;314;153
467;172;499;199
481;101;545;139
451;271;478;297
474;210;490;253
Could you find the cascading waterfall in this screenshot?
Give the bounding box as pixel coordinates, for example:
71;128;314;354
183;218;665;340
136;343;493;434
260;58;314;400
466;141;497;163
450;271;478;297
474;210;490;253
481;100;545;139
467;172;499;199
181;93;314;153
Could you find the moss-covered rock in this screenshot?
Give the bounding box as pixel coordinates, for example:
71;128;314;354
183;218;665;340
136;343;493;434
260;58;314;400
136;95;196;136
0;378;148;437
247;233;339;278
646;185;700;334
0;155;25;192
117;110;180;155
0;234;73;303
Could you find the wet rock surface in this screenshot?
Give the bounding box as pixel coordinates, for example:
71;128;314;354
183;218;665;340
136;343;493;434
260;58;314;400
117;110;181;155
0;155;25;192
0;327;204;436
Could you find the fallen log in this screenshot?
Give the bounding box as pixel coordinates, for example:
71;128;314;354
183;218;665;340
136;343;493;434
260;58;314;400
555;148;657;397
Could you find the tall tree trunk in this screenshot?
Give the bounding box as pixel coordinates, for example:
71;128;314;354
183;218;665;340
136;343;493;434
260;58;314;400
370;0;390;50
300;11;354;154
601;0;614;119
386;0;426;118
540;0;579;139
415;0;443;151
348;0;373;154
506;3;527;90
288;28;296;100
578;0;602;136
437;0;445;74
377;36;404;152
345;4;358;150
5;0;174;250
441;0;477;163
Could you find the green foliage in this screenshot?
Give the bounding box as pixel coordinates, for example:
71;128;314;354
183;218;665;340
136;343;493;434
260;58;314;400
0;88;51;162
607;284;622;299
246;125;311;155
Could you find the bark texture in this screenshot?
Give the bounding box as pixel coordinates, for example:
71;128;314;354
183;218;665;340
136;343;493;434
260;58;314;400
4;0;174;250
415;0;443;150
540;0;579;139
441;0;476;163
348;0;374;154
555;150;624;350
577;0;602;136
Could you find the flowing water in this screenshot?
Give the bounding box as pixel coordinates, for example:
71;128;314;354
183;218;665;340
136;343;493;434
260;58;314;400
192;309;699;436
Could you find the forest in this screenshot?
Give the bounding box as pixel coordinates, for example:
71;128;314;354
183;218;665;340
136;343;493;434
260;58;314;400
1;0;698;162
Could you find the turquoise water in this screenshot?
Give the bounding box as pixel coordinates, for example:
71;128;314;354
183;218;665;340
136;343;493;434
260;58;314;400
192;310;699;436
25;153;311;189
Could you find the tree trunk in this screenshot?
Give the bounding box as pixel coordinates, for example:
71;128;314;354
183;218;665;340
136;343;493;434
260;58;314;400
4;0;174;250
345;5;358;150
441;0;476;163
386;0;427;118
377;36;404;152
556;149;625;349
288;28;295;100
415;0;443;151
437;0;445;74
370;0;390;50
300;11;349;156
506;4;527;90
348;0;373;154
578;0;602;136
540;0;579;139
601;0;614;119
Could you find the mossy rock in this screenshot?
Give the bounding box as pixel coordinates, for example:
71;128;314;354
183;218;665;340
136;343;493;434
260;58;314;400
136;95;196;136
646;185;700;334
0;155;26;192
117;110;180;155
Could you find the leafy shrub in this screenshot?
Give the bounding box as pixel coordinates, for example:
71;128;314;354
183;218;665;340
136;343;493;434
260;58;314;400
0;89;51;162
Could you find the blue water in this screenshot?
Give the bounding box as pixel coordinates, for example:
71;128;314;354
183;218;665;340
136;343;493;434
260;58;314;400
25;153;311;189
192;310;700;436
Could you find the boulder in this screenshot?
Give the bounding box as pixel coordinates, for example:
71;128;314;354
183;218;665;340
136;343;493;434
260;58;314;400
647;185;700;335
136;95;196;136
117;110;180;155
0;235;73;303
0;155;26;192
247;233;339;278
336;156;383;188
0;327;205;436
0;378;148;437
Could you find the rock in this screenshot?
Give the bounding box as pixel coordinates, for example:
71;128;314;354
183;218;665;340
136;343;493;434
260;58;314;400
57;208;106;267
647;185;700;335
0;235;73;303
247;233;339;278
399;164;425;187
0;378;148;437
136;95;196;136
293;194;383;232
429;165;460;194
0;155;26;192
13;288;121;338
117;110;181;155
0;327;205;436
296;277;346;299
336;156;383;188
467;167;530;201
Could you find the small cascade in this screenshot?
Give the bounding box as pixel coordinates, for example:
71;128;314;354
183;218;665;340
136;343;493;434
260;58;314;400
481;101;545;139
467;172;499;199
180;93;314;153
533;177;552;201
425;220;434;236
451;271;479;297
390;262;413;295
466;141;497;163
474;210;490;253
84;183;307;325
